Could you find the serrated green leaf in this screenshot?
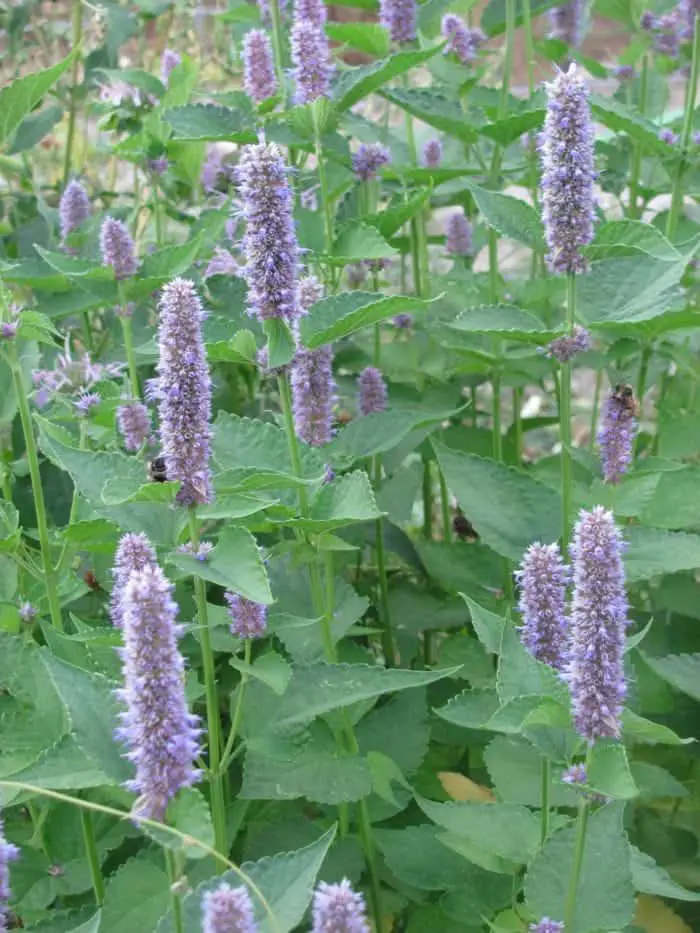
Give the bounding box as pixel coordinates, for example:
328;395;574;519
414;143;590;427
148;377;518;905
639;651;700;701
326;408;456;468
0;51;76;147
467;184;545;249
365;188;432;238
587;220;681;261
497;624;567;704
462;596;506;654
630;846;700;901
334;44;442;112
330;224;397;263
139;234;204;280
624;526;700;582
586;742;639;799
9;104;63;154
478;109;545;146
590;94;674;155
163;103;256;142
381;87;478;143
482;0;559;35
102;858;171;933
325;22;390;56
300;291;434;348
622;709;693;746
447;304;553;342
375;825;481;890
280;471;382;532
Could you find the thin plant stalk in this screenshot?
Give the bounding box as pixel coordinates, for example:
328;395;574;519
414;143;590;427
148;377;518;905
373;455;395;666
268;0;286;96
666;16;700;240
629;55;648;220
187;511;227;861
560;273;576;549
422;452;433;539
589;369;603;452
80;809;105;906
540;759;551;844
439;468;452;543
165;849;185;933
564;795;590;930
117;283;140;398
221;640;252;769
63;0;83;185
513;387;523;463
314;111;336;292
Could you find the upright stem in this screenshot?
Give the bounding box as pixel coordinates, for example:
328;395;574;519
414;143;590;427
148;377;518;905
492;370;503;461
666;16;700;239
629;55;648;220
80;810;105;906
439;469;452;543
403;76;429;298
540;759;551;845
165;850;184;933
187;512;227;861
268;0;285;95
589;369;602;452
422;453;433;539
10;352;63;630
118;284;140;398
373;456;395;666
314;113;335;290
564;797;590;930
223;639;252;768
63;0;83;185
358;798;383;932
521;0;539;212
512;387;523;464
560;274;576;549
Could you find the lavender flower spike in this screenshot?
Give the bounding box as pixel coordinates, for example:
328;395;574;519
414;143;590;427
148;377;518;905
380;0;416;45
0;809;19;933
59;179;91;242
100;217;139;280
568;506;629;742
157;279;213;506
291;18;333;104
358;367;388;416
291;343;334;446
161;48;181;85
516;543;568;669
530;921;564;933
548;0;585;47
312;880;370;933
422;138;442;167
546;324;590;363
110;532;157;628
295;0;327;25
117;401;152;452
225;592;268;639
446;209;473;256
539;64;595;275
243;30;277;103
352;143;392;181
237;143;299;323
441;15;486;64
202;883;257;933
597;384;637;484
116;564;201;820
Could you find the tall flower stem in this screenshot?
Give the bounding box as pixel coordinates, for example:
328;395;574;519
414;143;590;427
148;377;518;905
540;759;551;844
373;455;395;666
63;0;83;185
666;15;700;240
187;511;227;861
560;273;576;549
439;468;452;543
222;640;252;769
521;0;539;215
117;283;140;398
165;850;185;933
564;795;590;930
80;809;105;905
589;369;602;452
268;0;286;95
8;346;63;631
629;55;648;220
402;75;429;298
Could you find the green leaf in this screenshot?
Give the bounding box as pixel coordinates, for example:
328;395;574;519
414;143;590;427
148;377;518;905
168;789;214;859
630;846;700;901
365;188;432;239
467;184;545;249
478;109;545;146
639;652;700;702
334;44;442;112
281;471;382;532
482;0;559;35
326;408;458;468
169;525;272;604
622;709;693;746
231;652;292;695
638;468;700;530
163;103;256;142
330;224;397;263
0;50;76;147
497;623;566;704
139;234;205;280
590;94;674;155
587;220;681;261
356;688;429;775
586;742;639;799
462;596;506;654
325;22;390;56
300;291;434;348
101;858;171;933
212;413;326;483
417;795;541;863
8;104;63;154
375;825;483;891
264;318;296;370
624;526;700;582
381;87;478;143
156;827;336;933
447;304;552;342
525;804;635;933
435;688;548;734
433;443;561;561
484;736;579;806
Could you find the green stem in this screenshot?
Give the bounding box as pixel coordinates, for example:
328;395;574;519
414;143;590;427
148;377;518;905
403;77;429;298
80;809;105;906
10;352;63;630
560;274;576;549
666;15;700;239
268;0;285;97
314;114;335;290
422;454;433;539
439;468;452;543
153;178;163;247
492;370;502;462
358;798;383;932
277;373;310;515
373;456;395;666
118;284;140;398
165;850;184;933
512;387;523;464
63;0;83;185
589;369;602;453
629;55;648;220
540;759;551;845
222;639;252;768
188;511;227;861
563;797;590;930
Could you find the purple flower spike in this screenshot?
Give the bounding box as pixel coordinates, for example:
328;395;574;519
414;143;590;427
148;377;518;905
74;390;101;415
658;127;679;145
117;401;152;452
380;0;416;45
291;18;333;104
422;138;442;167
568;506;629;742
100;217;139;280
204;247;238;279
157;279;213;507
237;143;300;323
446;209;473;256
530;921;564;933
548;0;585;47
539;64;595;275
297;275;323;314
291;344;334;446
19;601;36;623
0;809;19;933
352;143;392;181
562;763;587;784
393;312;413;329
225;592;268;639
161;48;181;84
358;367;388;416
202;883;257;933
201;146;226;191
441;15;486;64
613;64;635;80
295;0;327;25
546;325;590;362
312;880;370;933
59;179;91;243
116;564;201;820
597;384;637;484
110;532;158;629
516;542;569;670
243;30;278;103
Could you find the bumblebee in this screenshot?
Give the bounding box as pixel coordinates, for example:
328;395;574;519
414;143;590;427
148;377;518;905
453;510;479;542
612;383;640;418
147;455;168;483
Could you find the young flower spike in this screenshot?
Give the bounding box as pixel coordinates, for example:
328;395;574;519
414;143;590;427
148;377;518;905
0;809;19;933
352;143;392;181
380;0;417;45
539;64;596;274
422;137;442;167
357;367;388;416
157;278;213;506
161;48;181;84
295;0;327;25
548;0;585;46
516;542;569;670
311;880;370;933
568;506;629;742
117;401;152;451
597;384;637;484
291;344;335;446
530;921;564;933
110;532;157;628
237;143;300;323
441;15;486;64
225;592;268;639
546;324;591;363
100;217;139;280
243;30;277;103
116;564;201;820
59;179;91;243
202;883;257;933
446;209;473;256
291;18;333;103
